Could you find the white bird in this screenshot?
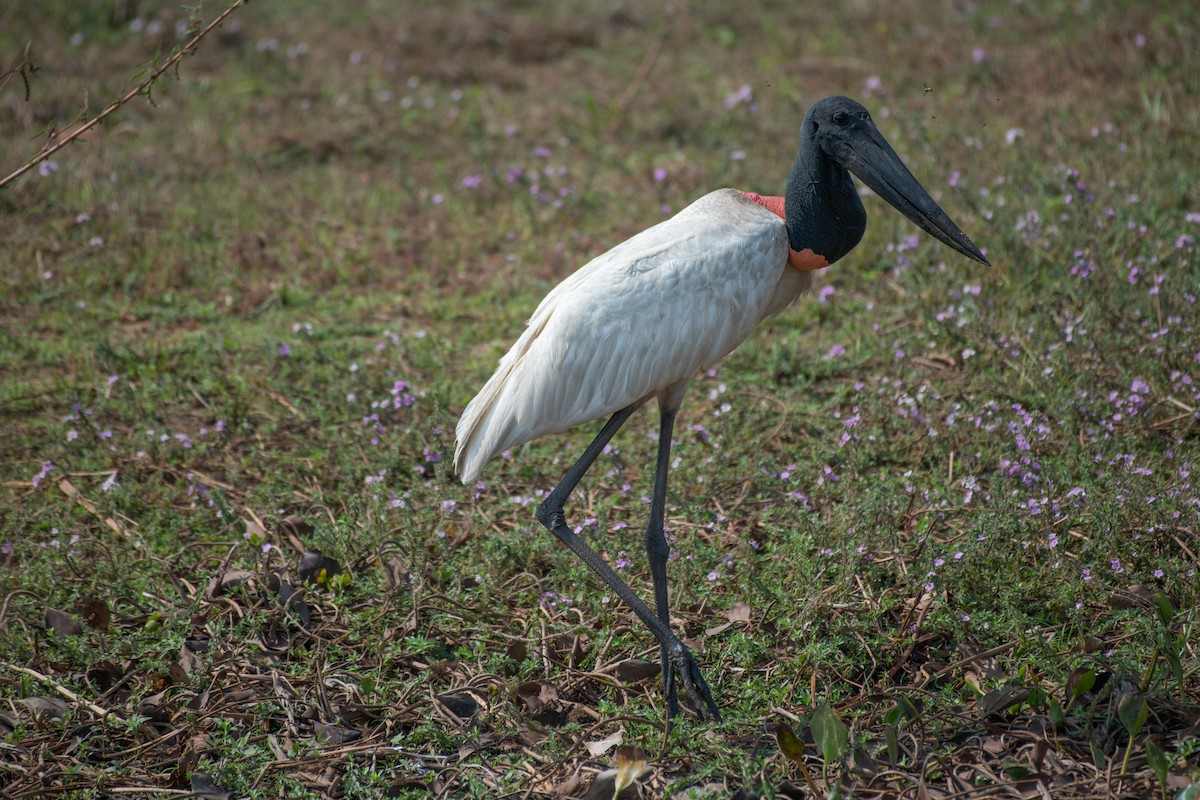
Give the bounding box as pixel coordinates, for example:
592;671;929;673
456;96;989;721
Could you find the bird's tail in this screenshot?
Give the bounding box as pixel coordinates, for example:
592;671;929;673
454;358;523;485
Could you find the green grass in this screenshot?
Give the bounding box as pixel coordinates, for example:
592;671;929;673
2;0;1199;798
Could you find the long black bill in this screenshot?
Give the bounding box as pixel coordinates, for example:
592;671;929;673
844;131;990;266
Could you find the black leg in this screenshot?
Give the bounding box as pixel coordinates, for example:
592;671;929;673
535;407;720;721
645;406;678;717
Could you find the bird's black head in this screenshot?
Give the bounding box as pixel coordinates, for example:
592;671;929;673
789;95;990;266
804;95;876;161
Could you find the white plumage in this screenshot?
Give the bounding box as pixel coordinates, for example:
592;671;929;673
454;188;811;482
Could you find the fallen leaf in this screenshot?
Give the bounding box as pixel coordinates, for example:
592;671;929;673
549;632;589;666
190;771;233;800
585;728;624;757
76;597;110;631
277;579;311;626
774;722;807;765
551;771;581;796
314;721;361;744
279;513;313;539
17;696;70;719
614;745;647;792
581;769;617;800
297;550;342;584
44;607;83;636
208;569;253;598
86;660;123;691
706;619;736;636
135;690;169;721
436;692;480;721
516;680;562;723
977;686;1029;718
725;601;751;623
506;639;528;662
615;659;660;683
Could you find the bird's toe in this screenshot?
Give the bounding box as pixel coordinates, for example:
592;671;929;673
665;644;721;722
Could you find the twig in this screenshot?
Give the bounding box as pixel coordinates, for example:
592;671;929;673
4;663;126;723
0;0;249;189
608;19;666;133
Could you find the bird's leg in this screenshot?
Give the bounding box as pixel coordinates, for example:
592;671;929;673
645;406;679;718
536;407;720;722
643;405;720;722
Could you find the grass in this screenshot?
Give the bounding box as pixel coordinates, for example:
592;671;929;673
2;0;1199;797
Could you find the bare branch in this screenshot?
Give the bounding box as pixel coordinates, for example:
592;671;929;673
0;0;249;190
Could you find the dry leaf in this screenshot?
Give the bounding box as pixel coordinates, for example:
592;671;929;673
297;550;342;584
314;721;361;744
552;771;581;796
45;607;83;636
585;728;624;757
208;569;253;598
190;771;233;800
76;597;110;631
516;680;561;723
436;692;480;721
614;745;647;793
725;601;751;623
549;632;589;666
17;696;70;719
614;659;659;683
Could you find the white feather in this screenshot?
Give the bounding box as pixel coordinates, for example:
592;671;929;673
455;188;812;483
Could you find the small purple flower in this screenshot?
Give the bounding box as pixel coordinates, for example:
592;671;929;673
278;343;291;356
653;167;668;182
823;343;846;359
31;461;54;488
724;84;753;109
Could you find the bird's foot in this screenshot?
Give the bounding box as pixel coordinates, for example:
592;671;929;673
663;639;721;723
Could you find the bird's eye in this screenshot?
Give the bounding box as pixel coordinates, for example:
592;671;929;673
833;111;849;125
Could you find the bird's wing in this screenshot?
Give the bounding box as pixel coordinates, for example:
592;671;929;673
455;189;807;482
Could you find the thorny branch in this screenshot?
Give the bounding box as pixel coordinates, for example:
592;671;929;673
0;0;249;190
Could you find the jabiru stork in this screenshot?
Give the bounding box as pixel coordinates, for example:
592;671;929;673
455;95;989;721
